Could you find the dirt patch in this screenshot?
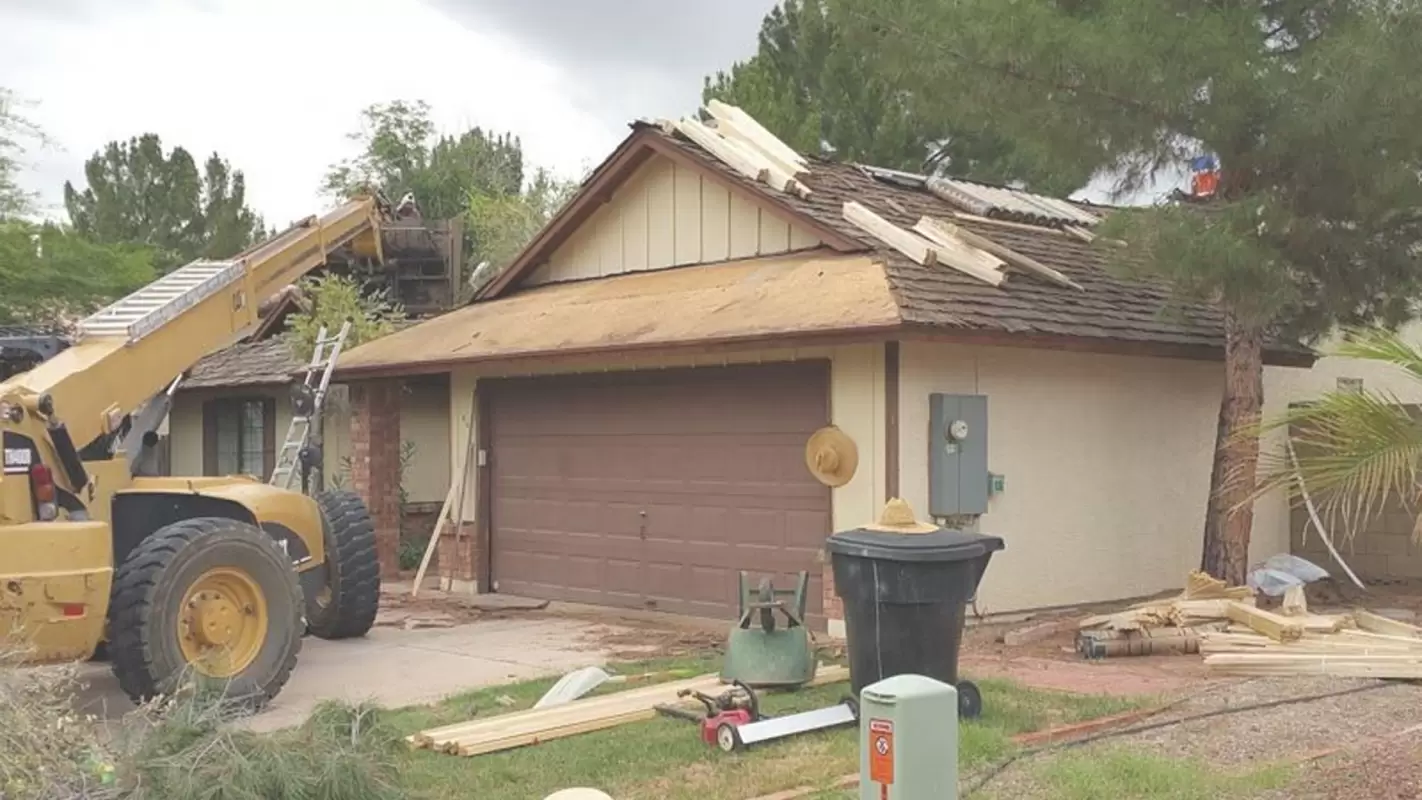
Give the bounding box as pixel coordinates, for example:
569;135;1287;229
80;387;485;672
582;624;727;661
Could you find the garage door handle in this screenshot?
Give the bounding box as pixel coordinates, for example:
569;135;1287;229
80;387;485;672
639;510;647;539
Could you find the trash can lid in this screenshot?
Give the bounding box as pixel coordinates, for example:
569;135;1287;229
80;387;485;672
826;526;1004;563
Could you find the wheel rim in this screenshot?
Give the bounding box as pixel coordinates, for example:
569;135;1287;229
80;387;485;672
717;724;737;752
178;567;268;678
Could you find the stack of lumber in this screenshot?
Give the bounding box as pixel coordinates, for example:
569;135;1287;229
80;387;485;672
1203;607;1422;679
411;665;850;757
1077;571;1255;657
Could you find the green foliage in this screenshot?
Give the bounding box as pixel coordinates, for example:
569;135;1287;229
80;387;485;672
0;220;155;325
398;535;428;571
703;1;1093;194
1253;326;1422;544
322;100;525;222
124;697;401;800
465;168;578;295
63;134;265;272
1024;747;1292;800
282;272;406;362
833;0;1422;337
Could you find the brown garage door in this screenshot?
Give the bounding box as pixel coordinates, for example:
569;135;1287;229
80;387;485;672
486;361;831;624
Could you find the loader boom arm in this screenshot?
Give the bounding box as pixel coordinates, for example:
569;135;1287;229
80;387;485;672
0;196;385;458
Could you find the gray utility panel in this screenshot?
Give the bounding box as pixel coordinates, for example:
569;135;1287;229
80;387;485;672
928;394;988;517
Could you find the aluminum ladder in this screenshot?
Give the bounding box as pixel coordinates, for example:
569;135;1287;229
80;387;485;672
269;321;351;491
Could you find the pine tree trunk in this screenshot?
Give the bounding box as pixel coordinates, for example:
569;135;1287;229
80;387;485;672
1200;309;1265;585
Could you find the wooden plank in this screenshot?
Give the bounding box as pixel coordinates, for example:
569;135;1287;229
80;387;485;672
674;117;809;198
1226;601;1304;642
918;216;1084;291
1204;653;1422;680
415;666;850;757
1281;585;1308;617
1354;609;1422;638
705;99;809;173
843;201;938;269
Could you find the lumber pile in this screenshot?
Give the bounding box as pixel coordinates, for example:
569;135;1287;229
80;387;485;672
1076;570;1352;659
410;665;850;757
1203;607;1422;679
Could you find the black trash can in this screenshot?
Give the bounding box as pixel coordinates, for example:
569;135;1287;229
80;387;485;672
826;522;1004;718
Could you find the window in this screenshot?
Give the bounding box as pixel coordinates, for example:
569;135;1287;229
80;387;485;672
203;397;275;478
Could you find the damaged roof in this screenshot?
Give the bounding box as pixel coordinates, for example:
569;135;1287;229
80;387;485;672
638;124;1306;363
337;115;1313;377
182;337;299;390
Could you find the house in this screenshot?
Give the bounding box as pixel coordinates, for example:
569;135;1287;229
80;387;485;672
166;331;453;544
331;106;1315;633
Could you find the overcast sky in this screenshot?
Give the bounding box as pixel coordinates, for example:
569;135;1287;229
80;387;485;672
1;0;777;226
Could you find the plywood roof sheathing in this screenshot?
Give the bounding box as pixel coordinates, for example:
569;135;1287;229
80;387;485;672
920;217;1085;292
843;201;1005;288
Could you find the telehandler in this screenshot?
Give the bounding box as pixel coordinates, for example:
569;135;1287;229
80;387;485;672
0;195;399;708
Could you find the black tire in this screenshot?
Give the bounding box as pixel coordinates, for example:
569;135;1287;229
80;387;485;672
305;490;380;640
107;517;303;709
957;679;983;720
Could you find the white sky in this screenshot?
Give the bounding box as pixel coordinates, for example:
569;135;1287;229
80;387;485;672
2;0;627;227
1;0;1169;228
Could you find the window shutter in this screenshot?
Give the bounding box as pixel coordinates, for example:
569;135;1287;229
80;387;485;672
262;397;277;480
203;399;218;476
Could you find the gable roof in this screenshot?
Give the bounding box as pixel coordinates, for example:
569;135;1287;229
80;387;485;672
478;122;1312;367
182;336;299;390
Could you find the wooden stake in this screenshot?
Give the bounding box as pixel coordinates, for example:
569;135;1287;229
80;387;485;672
411;388;479;598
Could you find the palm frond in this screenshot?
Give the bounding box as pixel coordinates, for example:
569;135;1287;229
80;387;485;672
1330;325;1422;381
1249;386;1422;545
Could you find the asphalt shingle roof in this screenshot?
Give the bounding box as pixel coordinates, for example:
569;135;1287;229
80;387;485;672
645;124;1310;362
183;337;299;389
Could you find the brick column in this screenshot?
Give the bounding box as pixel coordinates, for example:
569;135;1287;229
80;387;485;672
436;522;478;593
349;379;402;579
823;559;846;639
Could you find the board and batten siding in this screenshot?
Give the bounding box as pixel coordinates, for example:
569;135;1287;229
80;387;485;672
525;154;824;286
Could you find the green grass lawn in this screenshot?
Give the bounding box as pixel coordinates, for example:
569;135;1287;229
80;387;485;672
382;653;1153;800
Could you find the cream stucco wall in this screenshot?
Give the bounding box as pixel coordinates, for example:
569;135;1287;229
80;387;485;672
168;383;448;503
447;345;887;534
1252;321;1422;564
525;153;823;286
897;341;1226;614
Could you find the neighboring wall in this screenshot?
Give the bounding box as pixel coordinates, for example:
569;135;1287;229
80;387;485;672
1254;320;1422;576
524;153;823;286
446;344;889;588
897;341;1225;614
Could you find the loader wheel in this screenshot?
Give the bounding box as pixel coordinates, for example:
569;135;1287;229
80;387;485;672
305;490;380;640
107;517;303;709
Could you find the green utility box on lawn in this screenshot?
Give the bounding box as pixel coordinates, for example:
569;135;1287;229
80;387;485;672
859;674;959;800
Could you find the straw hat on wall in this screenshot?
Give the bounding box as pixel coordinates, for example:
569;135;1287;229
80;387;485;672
805;425;859;487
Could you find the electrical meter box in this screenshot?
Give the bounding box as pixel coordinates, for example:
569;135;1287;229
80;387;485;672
928;394;989;517
859;674;959;800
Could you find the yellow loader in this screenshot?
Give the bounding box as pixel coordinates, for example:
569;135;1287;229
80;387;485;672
0;195;398;708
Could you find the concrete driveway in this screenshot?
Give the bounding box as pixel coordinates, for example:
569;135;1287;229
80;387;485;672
74;615;628;731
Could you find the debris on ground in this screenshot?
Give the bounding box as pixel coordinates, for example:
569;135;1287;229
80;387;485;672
408;665;850;758
535;667;612;709
1076;569;1422;679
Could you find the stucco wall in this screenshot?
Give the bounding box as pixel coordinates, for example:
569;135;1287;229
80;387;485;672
447;345;887;534
897;341;1225;614
525;153;823;286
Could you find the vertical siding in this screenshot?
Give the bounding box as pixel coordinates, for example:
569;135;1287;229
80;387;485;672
527;154;824;285
898;342;1224;615
399;382;451;504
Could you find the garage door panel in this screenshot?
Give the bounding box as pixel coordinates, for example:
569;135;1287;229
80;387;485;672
490;362;831;623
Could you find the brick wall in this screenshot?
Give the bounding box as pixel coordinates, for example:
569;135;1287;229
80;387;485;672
437;522;478;586
350;380;402;579
1292;499;1422;579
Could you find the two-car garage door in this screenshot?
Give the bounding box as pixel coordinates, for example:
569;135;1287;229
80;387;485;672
485;362;831;625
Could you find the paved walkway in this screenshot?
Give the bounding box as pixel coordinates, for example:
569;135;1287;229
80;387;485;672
74;616;625;731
